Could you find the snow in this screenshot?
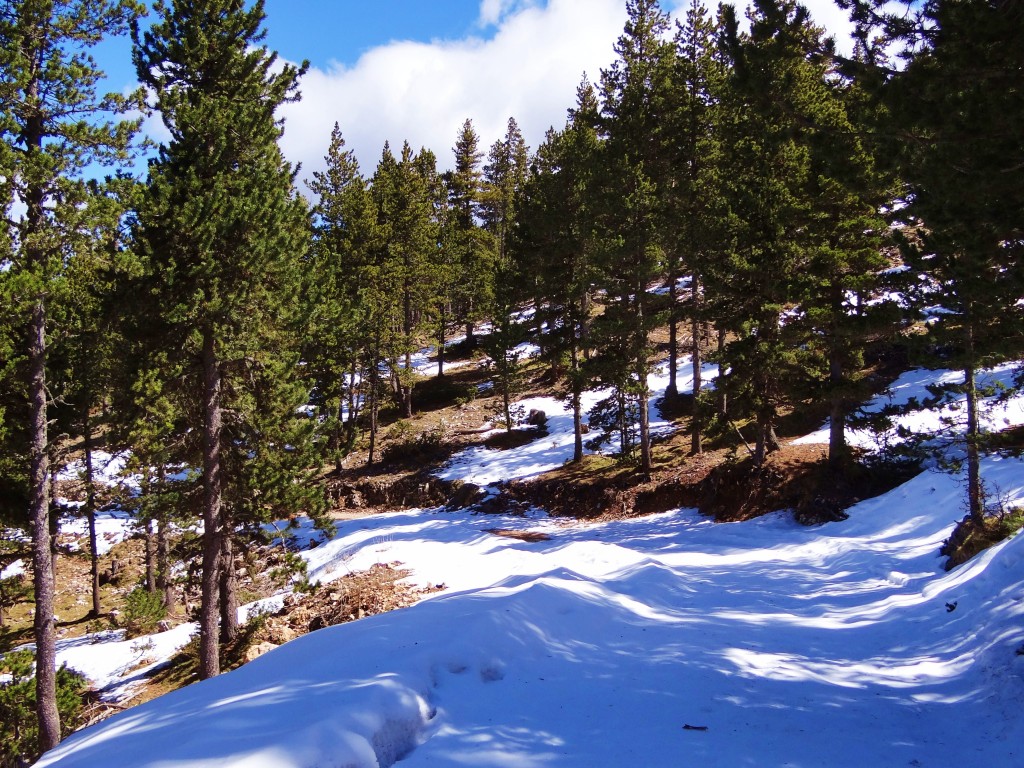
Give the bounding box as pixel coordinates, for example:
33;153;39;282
36;453;1024;767
51;625;198;701
437;355;718;486
795;362;1024;453
56;451;131;488
23;360;1024;767
59;508;136;557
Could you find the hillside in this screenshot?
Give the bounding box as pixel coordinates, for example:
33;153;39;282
34;454;1024;767
15;353;1024;768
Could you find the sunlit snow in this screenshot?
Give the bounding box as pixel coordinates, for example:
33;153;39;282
23;361;1024;768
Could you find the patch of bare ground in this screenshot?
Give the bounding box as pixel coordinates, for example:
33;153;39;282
941;506;1024;571
483;528;552;542
136;563;442;702
506;430;916;526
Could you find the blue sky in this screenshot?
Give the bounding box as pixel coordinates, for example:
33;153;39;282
92;0;853;186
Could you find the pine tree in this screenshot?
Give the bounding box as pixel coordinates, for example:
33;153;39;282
132;0;322;678
49;176;140;619
481;118;530;430
519;79;603;462
483;117;529;268
594;0;676;475
800;74;892;471
865;0;1024;521
370;141;439;420
446;119;495;345
0;0;143;751
664;0;726;454
306;123;379;468
712;0;861;468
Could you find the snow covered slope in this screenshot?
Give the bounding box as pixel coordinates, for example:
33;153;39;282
36;454;1024;767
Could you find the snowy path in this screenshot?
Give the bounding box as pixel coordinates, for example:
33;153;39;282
37;454;1024;767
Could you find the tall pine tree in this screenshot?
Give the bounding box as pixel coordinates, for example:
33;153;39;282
863;0;1024;520
595;0;676;474
0;0;143;751
133;0;322;678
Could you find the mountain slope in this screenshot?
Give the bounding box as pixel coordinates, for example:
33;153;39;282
36;453;1024;767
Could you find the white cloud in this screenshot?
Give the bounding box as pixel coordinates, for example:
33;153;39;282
280;0;627;187
478;0;542;27
279;0;856;193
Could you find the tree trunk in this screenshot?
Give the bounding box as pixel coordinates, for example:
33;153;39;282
24;82;60;748
403;280;414;418
828;350;847;471
83;408;101;618
367;346;380;467
200;331;223;679
145;516;157;593
636;288;652;477
219;532;238;644
502;358;514;433
965;322;983;524
345;361;359;454
716;328;727;416
437;305;446;378
403;348;413;419
156;466;175;614
581;292;592;362
534;294;544;357
666;273;679;399
30;293;60;753
571;344;584;464
754;418;767;470
828;287;848;470
690;276;703;456
639;386;652;477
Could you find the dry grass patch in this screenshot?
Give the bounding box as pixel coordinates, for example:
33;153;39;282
942;508;1024;570
483;528;552;543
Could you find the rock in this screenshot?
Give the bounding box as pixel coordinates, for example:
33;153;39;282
526;409;547;429
449;482;485;509
243;642;279;663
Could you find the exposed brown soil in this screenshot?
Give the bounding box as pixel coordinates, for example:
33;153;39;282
256;562;443;640
505;439;915;526
483;528;552;542
941;509;1024;570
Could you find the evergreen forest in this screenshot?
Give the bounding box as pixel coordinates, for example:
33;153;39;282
1;0;1022;763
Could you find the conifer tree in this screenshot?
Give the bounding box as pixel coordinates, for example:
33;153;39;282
133;0;322;678
519;80;602;462
483;117;529;268
481;118;530;430
306;123;379;467
712;0;864;468
664;0;726;454
49;176;140;619
853;0;1024;520
446;119;494;345
0;0;143;750
594;0;676;475
800;78;892;470
370;141;439;420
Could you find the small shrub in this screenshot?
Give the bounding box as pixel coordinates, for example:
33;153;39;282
381;429;446;466
942;499;1024;570
269;551;319;594
122;586;166;638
